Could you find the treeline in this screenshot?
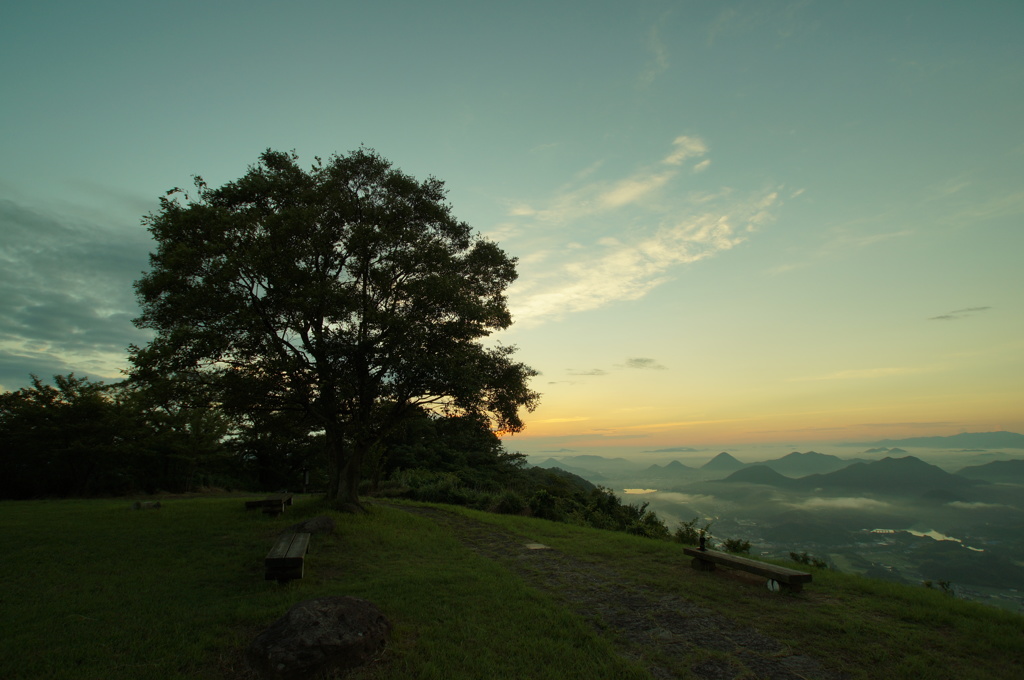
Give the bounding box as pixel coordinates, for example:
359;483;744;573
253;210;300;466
0;374;682;540
0;374;319;498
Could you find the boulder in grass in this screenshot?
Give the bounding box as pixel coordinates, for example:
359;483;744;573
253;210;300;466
280;515;335;535
247;596;390;680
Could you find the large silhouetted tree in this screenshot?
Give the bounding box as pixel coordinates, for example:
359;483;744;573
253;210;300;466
130;148;538;509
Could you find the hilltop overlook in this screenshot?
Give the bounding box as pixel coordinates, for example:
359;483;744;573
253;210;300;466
3;496;1020;680
530;445;1024;613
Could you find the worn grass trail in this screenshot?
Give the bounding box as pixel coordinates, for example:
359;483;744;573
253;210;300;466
377;501;840;680
0;496;650;680
2;496;1021;679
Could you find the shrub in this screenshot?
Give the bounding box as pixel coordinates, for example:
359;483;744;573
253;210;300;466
528;489;562;521
721;538;751;554
490;489;528;515
924;580;955;595
628;510;671;540
674;517;714;548
790;551;829;569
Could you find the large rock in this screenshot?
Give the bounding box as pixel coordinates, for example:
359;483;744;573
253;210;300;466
246;597;390;680
280;515;335;535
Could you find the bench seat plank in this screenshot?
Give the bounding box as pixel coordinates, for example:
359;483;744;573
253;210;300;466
265;532;311;582
245;494;294;510
683;547;812;591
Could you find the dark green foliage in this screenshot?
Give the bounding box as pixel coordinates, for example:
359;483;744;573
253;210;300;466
368;408;526;493
674;516;714;548
722;538;752;554
0;375;133;498
528;489;560;520
923;580;955;595
575;488;671;538
490;489;529;515
0;374;237;498
130;148;539;507
790;551;829;569
367;416;670;538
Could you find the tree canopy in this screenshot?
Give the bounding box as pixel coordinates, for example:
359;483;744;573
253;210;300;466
130;148;539;508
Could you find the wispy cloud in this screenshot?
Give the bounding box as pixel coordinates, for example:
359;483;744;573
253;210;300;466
948;501;1016;510
656;491;716;506
791;366;933;382
617;418;747;431
0;197;154;389
532;417;591;425
515;230;739;322
790;497;892;511
622;357;667;370
661;136;708;166
768;226;912;275
945;189;1024;226
507;136;711;226
599;172;675;209
506;137;780;326
567;368;608;376
639;24;670;86
858;421;955;428
929;306;991;321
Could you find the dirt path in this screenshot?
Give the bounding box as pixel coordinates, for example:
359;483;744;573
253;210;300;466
378;503;845;680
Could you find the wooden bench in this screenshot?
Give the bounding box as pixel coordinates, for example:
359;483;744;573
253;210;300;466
244;494;294;516
265;532;311;583
683;547;812;593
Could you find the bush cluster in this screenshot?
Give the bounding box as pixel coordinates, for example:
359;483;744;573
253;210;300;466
790;551;830;569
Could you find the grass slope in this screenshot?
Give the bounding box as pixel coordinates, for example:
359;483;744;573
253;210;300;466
1;496;1021;679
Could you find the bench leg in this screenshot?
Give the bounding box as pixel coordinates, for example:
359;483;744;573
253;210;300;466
690;557;716;572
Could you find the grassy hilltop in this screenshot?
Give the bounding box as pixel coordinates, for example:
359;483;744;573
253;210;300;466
1;496;1021;679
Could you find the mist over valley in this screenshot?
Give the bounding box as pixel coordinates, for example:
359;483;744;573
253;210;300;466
529;432;1024;613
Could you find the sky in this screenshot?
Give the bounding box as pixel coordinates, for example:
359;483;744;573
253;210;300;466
2;0;1022;458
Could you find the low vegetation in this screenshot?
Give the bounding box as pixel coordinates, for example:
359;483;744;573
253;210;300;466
2;495;1021;680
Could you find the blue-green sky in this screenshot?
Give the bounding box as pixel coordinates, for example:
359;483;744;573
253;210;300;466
2;1;1022;455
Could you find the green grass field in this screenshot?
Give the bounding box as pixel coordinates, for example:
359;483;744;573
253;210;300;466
1;496;1021;679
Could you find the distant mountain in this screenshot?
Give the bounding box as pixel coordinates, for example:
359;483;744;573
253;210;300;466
956;459;1024;484
535;458;565;468
643;459;695;480
701;452;746;472
862;432;1024;449
664;459;693;471
720;465;801;488
527;465;597;493
863;447;907;455
649;459;695;471
532;459;607;482
758;451;861;477
540;454;643;476
569;454;636;467
799;456;979;496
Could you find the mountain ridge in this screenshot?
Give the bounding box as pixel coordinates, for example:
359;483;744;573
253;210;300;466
858;431;1024;449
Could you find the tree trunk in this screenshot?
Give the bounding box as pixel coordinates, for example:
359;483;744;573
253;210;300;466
325;427;365;512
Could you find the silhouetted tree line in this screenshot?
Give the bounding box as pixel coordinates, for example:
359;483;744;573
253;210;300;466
0;373;673;539
0;374;320;499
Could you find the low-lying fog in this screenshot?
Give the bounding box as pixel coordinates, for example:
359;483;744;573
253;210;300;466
529;443;1024;613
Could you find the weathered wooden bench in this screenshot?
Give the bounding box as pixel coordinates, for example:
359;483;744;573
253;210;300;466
683;547;812;593
244;494;294;516
265;532;311;583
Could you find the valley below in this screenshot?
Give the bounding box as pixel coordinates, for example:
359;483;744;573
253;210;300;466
530;439;1024;614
